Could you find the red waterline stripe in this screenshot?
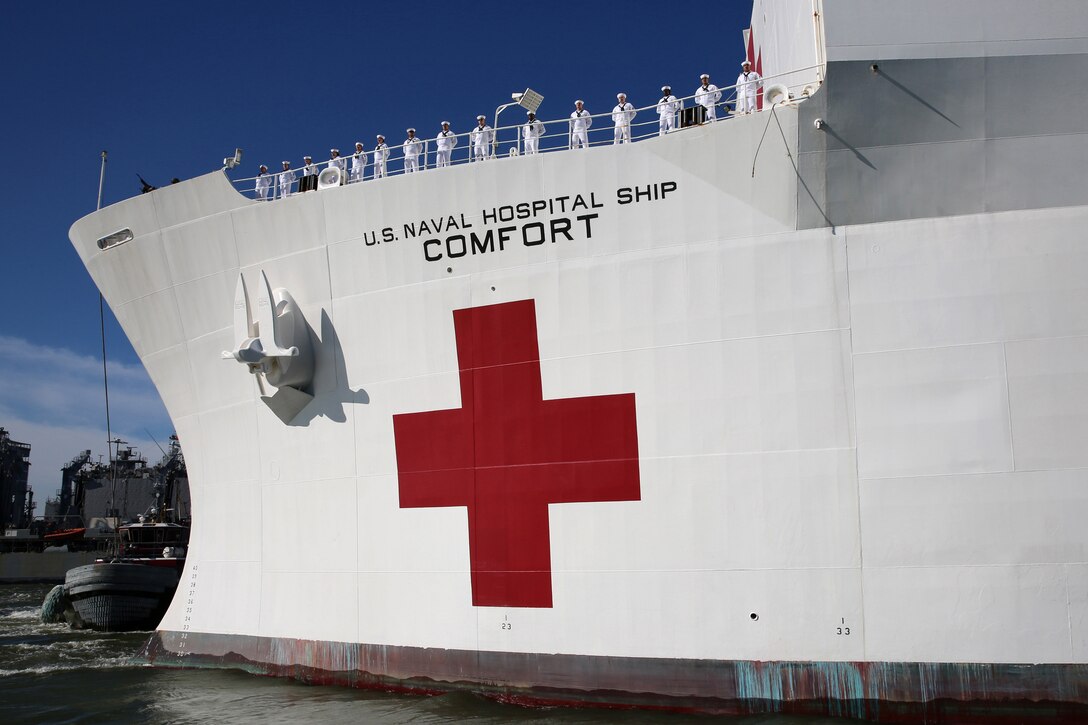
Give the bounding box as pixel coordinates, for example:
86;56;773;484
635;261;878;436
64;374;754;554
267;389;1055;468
142;630;1088;723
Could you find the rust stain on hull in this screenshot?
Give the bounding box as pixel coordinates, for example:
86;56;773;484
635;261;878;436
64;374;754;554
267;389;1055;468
143;631;1088;723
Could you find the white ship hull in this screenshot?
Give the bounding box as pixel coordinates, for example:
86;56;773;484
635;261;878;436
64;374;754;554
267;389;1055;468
68;2;1088;720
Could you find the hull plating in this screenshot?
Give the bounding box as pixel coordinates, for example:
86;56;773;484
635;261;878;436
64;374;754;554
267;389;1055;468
143;631;1088;723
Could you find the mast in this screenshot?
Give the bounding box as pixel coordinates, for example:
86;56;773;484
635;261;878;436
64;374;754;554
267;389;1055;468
95;151;119;534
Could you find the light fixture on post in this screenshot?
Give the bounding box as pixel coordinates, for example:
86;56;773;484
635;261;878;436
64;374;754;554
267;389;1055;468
223;148;243;170
494;88;543;157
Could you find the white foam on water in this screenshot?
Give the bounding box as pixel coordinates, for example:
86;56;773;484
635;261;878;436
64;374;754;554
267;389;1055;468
0;654;138;678
0;607;40;621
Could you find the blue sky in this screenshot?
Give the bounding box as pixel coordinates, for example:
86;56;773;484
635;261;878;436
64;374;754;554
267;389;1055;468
0;0;753;505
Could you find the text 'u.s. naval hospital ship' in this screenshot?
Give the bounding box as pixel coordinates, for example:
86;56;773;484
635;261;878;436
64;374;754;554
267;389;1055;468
67;1;1088;721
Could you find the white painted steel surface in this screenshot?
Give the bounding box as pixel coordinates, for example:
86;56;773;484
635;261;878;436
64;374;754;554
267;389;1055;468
821;0;1088;61
69;97;1088;666
750;0;823;90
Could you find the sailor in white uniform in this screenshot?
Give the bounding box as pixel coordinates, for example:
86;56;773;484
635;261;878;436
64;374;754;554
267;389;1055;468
350;142;366;183
470;116;493;161
569;100;592;149
403;129;422;173
373;135;389;178
298;155;319;192
522;111;544;154
695;73;722;121
328;148;348;176
736;61;761;114
612;92;636;144
657;86;680;135
436;121;457;167
277;160;296;199
255;165;271;200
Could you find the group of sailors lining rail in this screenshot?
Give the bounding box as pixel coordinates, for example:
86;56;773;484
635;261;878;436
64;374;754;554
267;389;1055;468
254;65;762;201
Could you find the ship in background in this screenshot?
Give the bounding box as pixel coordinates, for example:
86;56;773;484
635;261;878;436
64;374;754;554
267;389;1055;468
67;0;1088;721
0;432;190;582
0;428;36;533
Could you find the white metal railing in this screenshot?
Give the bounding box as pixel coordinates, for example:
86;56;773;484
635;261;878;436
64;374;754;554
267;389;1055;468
239;66;820;199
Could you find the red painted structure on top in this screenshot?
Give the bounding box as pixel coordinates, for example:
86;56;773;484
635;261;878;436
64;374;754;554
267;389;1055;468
393;300;641;608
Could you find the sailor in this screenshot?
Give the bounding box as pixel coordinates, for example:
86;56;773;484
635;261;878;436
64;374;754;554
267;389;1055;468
328;148;348;177
695;73;722;122
403;129;422;173
569;100;592;149
470;115;493;161
277;160;296;199
435;121;457;167
255;165;271;200
300;155;320;192
612;93;636;144
657;86;680;135
522;111;545;154
373;135;389;178
736;61;761;114
350;142;367;183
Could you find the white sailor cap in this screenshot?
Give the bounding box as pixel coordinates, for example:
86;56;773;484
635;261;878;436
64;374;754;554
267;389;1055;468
281;160;289;165
441;120;450;125
741;60;752;66
526;110;535;116
259;164;268;170
407;128;415;133
617;92;626;98
476;115;486;120
575;99;584;105
700;73;710;79
330;148;339;154
376;134;384;139
355;141;363;147
303;155;312;161
661;85;671;92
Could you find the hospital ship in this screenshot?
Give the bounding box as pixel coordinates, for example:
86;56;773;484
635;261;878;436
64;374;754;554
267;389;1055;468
67;1;1088;721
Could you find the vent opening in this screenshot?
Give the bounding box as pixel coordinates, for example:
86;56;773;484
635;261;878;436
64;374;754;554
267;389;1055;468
96;228;134;250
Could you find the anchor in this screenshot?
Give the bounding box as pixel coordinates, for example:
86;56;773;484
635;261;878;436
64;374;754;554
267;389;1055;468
222;271;315;423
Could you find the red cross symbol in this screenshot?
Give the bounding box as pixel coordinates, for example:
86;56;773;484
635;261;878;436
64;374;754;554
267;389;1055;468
393;300;640;608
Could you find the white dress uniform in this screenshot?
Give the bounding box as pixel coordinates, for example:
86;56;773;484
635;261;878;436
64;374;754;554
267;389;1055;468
736;68;762;114
695;81;722;121
403;135;422;173
522;116;545;154
435;127;457;167
277;166;296;199
255;171;271;200
657;91;680;135
373;139;389;178
350;147;366;183
328;152;348;177
470;123;493;161
298;159;319;193
612;100;636;144
569;106;592;149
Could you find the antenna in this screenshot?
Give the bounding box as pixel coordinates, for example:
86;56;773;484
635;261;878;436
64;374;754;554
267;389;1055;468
145;428;166;457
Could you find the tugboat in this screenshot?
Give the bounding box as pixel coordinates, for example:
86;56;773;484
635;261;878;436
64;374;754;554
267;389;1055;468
63;520;188;631
59;437;189;631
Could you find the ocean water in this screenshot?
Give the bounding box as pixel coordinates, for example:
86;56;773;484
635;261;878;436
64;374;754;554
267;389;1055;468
1;583;857;725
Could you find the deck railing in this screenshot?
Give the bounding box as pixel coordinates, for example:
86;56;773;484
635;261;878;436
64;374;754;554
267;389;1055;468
237;67;819;199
